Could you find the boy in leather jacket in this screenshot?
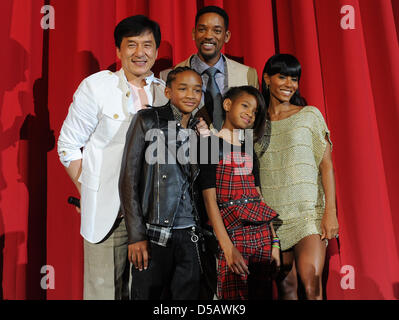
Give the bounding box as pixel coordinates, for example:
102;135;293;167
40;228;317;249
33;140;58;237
119;67;206;299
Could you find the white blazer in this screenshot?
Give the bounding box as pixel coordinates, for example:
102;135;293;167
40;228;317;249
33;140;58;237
58;69;168;243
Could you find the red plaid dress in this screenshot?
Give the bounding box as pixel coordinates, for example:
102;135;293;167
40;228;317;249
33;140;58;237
216;151;278;300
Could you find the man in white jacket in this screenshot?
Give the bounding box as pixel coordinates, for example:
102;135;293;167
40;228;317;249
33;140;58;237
57;15;168;300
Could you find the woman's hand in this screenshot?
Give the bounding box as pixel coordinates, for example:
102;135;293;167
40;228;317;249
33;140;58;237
223;244;249;276
321;209;339;240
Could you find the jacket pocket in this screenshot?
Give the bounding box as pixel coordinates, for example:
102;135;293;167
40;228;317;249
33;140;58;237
96;109;132;144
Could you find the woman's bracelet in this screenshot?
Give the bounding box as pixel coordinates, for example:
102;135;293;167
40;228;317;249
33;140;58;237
272;244;280;249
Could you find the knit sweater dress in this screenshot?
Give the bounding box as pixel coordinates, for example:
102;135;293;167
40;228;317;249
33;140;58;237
256;106;332;251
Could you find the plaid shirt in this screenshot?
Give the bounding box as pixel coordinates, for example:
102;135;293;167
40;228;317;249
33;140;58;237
145;104;196;247
146;224;173;247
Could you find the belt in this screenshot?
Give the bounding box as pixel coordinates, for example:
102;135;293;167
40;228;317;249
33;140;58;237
218;197;261;209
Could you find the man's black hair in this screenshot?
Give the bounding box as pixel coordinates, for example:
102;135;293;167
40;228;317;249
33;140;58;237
114;15;161;48
195;6;229;29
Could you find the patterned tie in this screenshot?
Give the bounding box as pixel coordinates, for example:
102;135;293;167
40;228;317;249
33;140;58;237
204;67;223;131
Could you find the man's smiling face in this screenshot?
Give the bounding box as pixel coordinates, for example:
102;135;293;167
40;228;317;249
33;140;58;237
192;12;231;64
116;30;158;81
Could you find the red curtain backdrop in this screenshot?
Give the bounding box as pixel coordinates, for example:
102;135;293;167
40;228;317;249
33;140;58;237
1;0;398;300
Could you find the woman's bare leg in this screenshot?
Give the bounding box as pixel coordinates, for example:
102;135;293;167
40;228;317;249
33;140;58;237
294;234;326;300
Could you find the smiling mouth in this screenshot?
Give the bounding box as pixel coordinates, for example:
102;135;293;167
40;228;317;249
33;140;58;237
241;116;252;124
183;101;197;107
280;89;292;96
132;60;147;65
201;42;216;50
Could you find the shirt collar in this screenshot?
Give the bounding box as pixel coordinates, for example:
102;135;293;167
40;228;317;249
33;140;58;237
191;54;225;76
170;103;183;123
170;103;195;125
120;68;160;87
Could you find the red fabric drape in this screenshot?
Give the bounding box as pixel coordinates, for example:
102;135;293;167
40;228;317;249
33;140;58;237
1;0;398;300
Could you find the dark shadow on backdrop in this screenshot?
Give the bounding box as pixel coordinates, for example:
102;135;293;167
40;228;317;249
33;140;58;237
18;0;53;298
225;54;243;64
0;0;29;300
107;63;117;72
19;79;54;300
27;49;101;297
393;282;399;299
391;0;399;44
271;0;280;54
153;41;173;78
75;50;101;77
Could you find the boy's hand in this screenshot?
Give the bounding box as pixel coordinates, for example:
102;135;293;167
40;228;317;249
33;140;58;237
224;244;249;276
128;240;150;271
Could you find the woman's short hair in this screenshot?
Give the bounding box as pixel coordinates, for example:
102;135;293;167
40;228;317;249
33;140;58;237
261;54;307;108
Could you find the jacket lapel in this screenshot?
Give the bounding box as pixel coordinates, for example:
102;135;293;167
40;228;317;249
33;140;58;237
115;69;131;116
225;57;246;88
175;55;193;68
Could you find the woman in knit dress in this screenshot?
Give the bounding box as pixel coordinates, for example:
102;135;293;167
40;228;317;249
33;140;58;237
256;54;339;300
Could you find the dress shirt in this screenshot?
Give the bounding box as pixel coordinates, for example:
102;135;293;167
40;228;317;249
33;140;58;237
191;54;228;96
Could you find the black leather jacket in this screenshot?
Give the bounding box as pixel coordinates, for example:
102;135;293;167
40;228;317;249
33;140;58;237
119;104;205;244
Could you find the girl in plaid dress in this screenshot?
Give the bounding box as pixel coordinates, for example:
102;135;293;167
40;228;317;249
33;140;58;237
199;86;280;300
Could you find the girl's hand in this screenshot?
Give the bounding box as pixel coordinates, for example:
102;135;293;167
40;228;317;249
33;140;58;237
223;244;249;276
271;246;281;269
321;209;339;240
196;117;211;137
